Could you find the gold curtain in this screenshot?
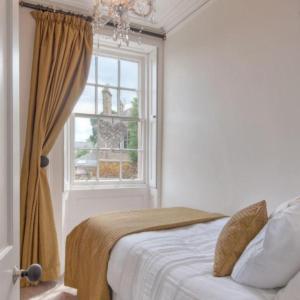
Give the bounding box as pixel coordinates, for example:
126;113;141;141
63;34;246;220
20;11;93;283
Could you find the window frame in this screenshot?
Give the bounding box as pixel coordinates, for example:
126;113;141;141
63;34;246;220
68;46;148;188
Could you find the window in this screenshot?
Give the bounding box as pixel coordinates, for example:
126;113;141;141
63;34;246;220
70;51;145;185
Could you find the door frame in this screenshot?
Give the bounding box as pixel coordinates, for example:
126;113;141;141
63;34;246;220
0;0;20;298
8;0;20;267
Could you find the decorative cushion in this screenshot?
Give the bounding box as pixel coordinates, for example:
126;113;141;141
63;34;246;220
213;200;268;277
232;197;300;288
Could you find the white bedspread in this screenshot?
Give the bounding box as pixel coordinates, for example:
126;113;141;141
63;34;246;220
107;218;278;300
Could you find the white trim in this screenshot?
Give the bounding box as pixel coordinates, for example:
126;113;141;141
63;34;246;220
8;0;20;248
66;44;158;189
69;183;148;191
165;0;212;36
161;0;211;33
64;119;72;191
0;246;13;261
0;0;20;296
24;0;212;36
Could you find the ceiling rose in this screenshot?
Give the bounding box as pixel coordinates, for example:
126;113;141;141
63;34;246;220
93;0;156;46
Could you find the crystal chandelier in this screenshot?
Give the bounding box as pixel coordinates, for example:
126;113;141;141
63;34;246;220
93;0;156;46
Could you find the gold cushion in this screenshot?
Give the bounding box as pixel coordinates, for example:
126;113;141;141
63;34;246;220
213;200;268;277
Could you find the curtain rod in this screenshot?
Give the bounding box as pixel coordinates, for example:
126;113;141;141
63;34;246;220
19;1;166;40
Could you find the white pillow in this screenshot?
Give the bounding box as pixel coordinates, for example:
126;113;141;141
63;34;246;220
271;196;300;217
275;271;300;300
231;198;300;289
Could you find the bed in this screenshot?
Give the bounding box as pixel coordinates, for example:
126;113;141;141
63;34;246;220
108;218;278;300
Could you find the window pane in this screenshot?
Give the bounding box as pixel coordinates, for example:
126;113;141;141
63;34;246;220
72;53;145;184
120;90;138;117
118;120;139;150
128;121;139;149
87;55;96;84
98;87;118;115
74;149;97;181
74;85;95;114
120;60;138;89
98;118;128;149
122;153;138;179
99;56;118;86
99;150;120;179
75;117;97;148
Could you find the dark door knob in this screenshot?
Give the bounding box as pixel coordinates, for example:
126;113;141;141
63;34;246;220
13;264;42;284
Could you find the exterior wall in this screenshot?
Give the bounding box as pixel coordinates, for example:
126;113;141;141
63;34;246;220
162;0;300;214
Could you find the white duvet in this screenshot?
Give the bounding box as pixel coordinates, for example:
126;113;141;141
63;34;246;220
107;218;278;300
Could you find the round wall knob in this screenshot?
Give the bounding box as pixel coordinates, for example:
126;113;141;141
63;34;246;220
40;156;49;168
22;264;42;282
13;264;42;284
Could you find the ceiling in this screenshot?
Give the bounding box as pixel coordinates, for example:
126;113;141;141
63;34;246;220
26;0;211;34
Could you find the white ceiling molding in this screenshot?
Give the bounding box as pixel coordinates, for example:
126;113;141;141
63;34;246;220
23;0;93;14
21;0;211;35
160;0;211;33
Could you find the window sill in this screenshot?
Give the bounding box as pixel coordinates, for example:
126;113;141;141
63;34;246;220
67;183;148;192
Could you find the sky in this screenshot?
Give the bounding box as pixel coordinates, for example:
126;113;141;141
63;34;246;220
74;55;139;143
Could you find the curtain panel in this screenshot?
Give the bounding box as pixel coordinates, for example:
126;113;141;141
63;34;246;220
20;11;93;284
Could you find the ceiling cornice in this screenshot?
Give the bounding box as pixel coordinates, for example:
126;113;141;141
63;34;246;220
21;0;212;37
22;0;92;14
160;0;211;33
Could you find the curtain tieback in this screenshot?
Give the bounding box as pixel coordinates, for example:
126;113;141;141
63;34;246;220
40;155;49;168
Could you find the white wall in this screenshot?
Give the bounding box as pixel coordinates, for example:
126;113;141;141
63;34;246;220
163;0;300;215
19;7;163;273
19;8;34;156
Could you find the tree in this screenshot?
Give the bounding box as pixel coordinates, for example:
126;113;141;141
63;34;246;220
75;149;89;159
89;118;97;146
128;97;138;164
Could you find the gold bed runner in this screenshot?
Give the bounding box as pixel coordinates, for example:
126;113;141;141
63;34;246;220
64;207;224;300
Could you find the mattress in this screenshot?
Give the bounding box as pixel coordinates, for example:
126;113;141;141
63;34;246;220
107;218;278;300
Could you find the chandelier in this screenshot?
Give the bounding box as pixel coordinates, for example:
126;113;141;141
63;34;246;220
93;0;156;46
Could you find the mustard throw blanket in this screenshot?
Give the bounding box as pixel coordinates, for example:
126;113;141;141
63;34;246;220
64;207;224;300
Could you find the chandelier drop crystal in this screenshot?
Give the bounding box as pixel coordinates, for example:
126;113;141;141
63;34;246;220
93;0;156;46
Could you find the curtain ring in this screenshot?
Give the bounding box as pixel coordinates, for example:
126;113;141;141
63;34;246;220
40;156;49;168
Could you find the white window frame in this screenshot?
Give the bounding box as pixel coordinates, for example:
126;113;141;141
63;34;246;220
66;45;153;189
